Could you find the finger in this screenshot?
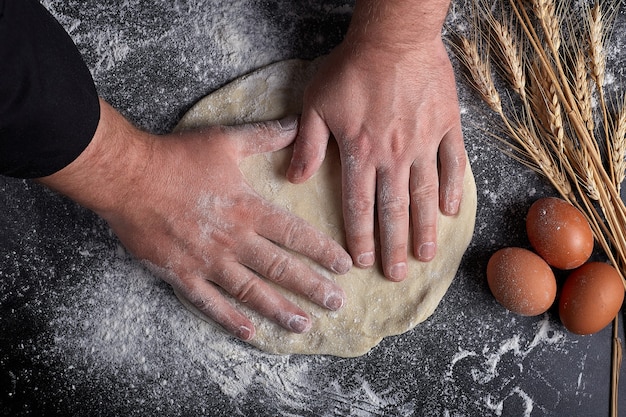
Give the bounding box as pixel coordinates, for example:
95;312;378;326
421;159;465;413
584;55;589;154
212;261;313;333
221;116;300;158
438;126;466;216
255;202;352;275
287;109;330;183
240;236;346;311
342;155;377;269
410;155;439;262
174;274;257;341
377;167;411;281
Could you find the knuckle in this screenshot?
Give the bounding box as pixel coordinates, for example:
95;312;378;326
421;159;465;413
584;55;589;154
389;134;409;158
379;194;410;219
344;134;373;160
187;289;215;313
447;153;466;175
411;181;438;202
346;191;375;217
233;279;261;304
266;254;291;283
280;221;302;248
207;228;237;249
415;210;438;231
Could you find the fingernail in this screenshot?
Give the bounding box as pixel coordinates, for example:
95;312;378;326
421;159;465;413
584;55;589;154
445;198;460;215
288;315;311;333
357;252;375;267
287;162;304;182
331;256;352;274
389;262;407;281
235;325;254;341
278;115;298;131
324;291;345;311
418;242;436;261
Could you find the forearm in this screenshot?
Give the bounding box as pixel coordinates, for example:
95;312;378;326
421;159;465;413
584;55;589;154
346;0;451;47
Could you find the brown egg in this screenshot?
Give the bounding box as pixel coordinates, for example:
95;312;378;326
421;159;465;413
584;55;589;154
559;262;625;335
487;247;557;316
526;197;594;270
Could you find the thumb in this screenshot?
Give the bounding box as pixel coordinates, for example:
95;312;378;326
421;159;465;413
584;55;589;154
226;115;300;159
286;108;330;184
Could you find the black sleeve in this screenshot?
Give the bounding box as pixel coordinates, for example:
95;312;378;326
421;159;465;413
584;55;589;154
0;0;100;179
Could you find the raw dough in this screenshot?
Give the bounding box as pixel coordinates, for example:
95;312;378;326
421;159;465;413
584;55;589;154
174;58;477;357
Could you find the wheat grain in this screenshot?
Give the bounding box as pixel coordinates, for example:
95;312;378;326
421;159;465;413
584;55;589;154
532;62;566;153
490;19;526;100
573;52;595;135
531;0;561;51
588;3;606;90
458;37;503;114
574;148;602;200
518;124;573;198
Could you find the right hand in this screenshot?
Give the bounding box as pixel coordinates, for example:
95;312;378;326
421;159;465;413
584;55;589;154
40;100;352;341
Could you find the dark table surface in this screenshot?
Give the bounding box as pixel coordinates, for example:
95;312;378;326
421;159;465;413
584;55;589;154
2;1;626;416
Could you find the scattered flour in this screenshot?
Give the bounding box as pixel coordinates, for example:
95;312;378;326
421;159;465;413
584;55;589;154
48;246;320;414
443;315;569;415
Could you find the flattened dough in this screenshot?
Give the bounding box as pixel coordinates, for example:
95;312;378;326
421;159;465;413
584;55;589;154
174;58;477;357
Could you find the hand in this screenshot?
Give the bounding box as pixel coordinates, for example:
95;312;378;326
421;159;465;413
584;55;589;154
287;30;466;281
40;100;352;340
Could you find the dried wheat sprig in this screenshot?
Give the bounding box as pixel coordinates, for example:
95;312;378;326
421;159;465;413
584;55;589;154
489;18;527;100
457;37;503;114
588;3;607;93
516;123;574;198
573;51;595;136
527;65;550;130
586;2;613;178
572;148;602;201
531;0;562;52
540;70;565;154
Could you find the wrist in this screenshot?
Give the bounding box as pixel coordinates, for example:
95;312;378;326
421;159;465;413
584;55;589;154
345;0;450;50
38;100;154;219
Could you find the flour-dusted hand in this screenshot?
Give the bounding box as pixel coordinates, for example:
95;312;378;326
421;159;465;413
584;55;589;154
39;100;352;340
287;0;466;281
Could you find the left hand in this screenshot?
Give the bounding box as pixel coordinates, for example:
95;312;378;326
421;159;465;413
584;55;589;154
287;37;466;281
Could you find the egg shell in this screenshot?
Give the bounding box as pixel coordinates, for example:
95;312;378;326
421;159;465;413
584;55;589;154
526;197;594;270
487;247;557;316
559;262;625;335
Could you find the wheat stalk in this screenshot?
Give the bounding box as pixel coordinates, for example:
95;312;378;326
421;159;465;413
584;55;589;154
573;51;595;136
457;37;503;114
588;3;607;93
587;3;614;180
531;0;562;52
612;95;626;192
490;18;527;100
535;63;566;153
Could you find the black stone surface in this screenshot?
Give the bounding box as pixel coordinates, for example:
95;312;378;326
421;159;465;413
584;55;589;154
1;1;626;416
